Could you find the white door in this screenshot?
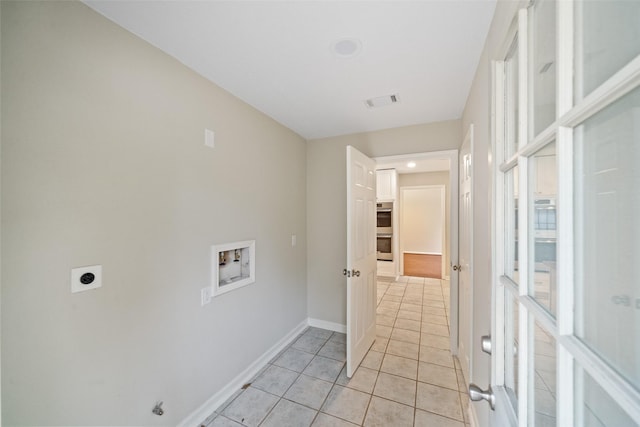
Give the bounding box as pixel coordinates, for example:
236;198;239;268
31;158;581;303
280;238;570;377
458;125;473;387
488;2;640;425
346;146;377;377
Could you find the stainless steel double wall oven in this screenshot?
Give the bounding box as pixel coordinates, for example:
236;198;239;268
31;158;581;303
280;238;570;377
376;202;393;261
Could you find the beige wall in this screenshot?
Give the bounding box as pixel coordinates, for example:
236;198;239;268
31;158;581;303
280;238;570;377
1;2;307;425
398;171;450;273
307;121;461;325
461;1;524;425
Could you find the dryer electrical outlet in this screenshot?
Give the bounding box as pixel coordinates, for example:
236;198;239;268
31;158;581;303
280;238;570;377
71;265;102;293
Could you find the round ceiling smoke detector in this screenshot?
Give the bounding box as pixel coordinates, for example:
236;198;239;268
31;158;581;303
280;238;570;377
331;38;362;58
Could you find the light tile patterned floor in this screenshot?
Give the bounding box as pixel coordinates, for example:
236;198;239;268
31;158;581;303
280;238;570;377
204;276;470;427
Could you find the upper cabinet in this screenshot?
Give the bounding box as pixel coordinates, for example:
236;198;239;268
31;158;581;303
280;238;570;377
376;169;398;201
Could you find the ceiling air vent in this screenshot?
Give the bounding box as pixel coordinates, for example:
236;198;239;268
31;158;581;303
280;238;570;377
365;94;400;109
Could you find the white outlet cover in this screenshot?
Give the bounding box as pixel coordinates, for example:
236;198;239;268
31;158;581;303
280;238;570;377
204;128;215;148
71;265;102;293
201;287;212;306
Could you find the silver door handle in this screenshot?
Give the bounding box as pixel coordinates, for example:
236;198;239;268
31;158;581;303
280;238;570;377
481;335;492;355
343;269;351;277
452;264;461;271
352;269;360;277
469;384;495;410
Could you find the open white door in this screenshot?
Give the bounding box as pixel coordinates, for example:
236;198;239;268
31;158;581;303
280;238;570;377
458;125;474;387
346;146;377;378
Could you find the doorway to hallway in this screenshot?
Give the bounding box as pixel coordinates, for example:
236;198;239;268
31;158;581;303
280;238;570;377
373;149;461;357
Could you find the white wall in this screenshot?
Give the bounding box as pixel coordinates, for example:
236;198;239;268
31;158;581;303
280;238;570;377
398;171;450;271
1;2;307;425
461;1;524;425
307;121;461;325
400;187;444;254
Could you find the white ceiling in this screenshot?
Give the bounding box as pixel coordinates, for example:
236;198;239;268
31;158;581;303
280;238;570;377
84;1;496;140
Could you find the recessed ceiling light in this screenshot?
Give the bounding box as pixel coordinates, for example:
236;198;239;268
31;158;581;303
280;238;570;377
407;161;417;168
331;38;362;58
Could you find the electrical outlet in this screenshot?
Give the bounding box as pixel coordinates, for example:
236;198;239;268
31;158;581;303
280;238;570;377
201;287;212;306
71;265;102;293
204;128;215;148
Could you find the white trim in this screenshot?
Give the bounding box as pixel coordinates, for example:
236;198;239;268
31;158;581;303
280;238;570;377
561;335;640;422
178;319;308;427
372;149;459;165
557;125;575;425
458;124;474;384
307;318;347;334
560;54;640;129
556;0;574;118
516;10;529;427
492;59;506;390
493;386;519;427
402;251;442;256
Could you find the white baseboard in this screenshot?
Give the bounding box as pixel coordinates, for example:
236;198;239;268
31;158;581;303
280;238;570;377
178;319;309;427
307;318;346;334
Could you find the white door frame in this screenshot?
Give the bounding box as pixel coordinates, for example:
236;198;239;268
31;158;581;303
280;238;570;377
375;149;459;354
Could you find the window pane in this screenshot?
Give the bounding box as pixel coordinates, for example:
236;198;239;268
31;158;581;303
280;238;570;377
506;39;519;158
575;366;639;426
574;85;640;390
530;0;557;137
532;321;557;426
575;1;640;102
529;142;557;316
506;165;519;283
505;290;519;412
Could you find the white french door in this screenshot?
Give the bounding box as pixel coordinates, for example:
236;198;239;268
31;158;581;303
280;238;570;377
491;1;640;425
346;146;377;378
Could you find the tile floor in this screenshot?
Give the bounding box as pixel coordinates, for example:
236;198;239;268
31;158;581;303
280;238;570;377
203;276;470;427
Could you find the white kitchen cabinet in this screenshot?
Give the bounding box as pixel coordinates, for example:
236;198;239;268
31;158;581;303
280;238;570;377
376;169;398;201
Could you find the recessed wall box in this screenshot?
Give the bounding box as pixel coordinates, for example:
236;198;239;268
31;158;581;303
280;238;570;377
212;240;255;297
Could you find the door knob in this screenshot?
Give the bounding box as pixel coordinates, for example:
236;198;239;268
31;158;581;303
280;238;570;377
469;384;495;410
481;335;492;355
343;269;351;277
351;269;361;277
452;264;461;271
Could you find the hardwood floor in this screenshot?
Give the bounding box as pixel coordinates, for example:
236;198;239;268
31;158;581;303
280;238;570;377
403;253;442;279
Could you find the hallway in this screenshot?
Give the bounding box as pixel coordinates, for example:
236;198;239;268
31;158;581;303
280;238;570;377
204;276;469;426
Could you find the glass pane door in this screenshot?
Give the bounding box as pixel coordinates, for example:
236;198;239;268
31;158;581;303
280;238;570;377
492;1;640;425
574;86;640;390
